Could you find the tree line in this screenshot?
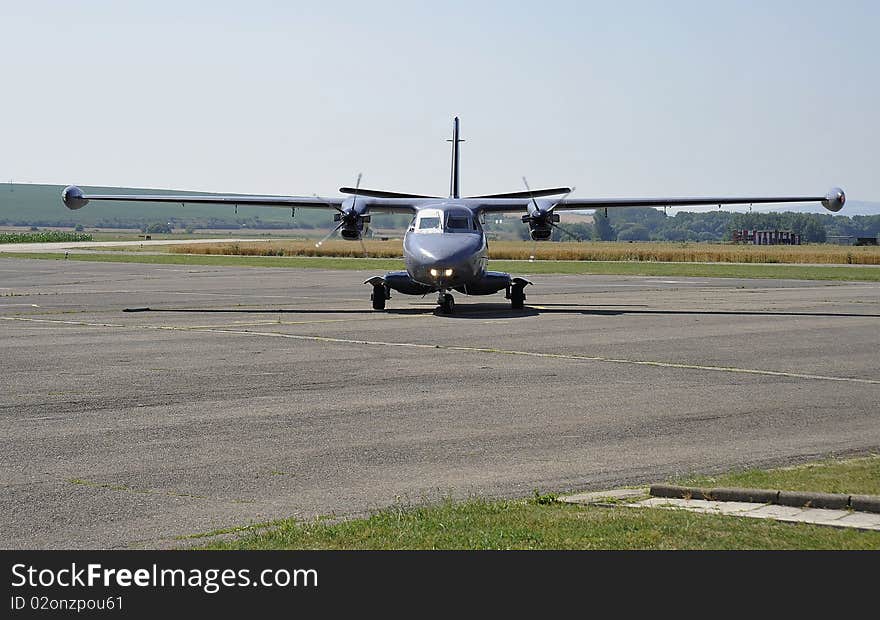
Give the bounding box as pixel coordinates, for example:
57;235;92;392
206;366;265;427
552;209;880;243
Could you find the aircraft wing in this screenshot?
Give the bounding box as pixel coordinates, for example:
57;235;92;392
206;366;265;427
62;185;344;211
62;185;425;215
470;187;846;214
550;190;845;212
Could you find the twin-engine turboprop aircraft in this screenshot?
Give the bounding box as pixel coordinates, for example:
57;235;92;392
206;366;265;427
62;117;845;314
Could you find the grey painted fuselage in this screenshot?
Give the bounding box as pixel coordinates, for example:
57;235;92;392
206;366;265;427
403;207;487;291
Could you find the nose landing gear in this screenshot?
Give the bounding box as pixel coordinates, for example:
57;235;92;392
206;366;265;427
438;291;455;314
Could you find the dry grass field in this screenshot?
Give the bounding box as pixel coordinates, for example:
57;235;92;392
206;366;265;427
167;240;880;265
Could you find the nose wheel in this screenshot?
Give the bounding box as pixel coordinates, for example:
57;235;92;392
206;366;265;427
438;292;455;314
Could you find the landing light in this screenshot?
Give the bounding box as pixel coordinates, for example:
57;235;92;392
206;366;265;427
430;268;438;277
444;268;453;277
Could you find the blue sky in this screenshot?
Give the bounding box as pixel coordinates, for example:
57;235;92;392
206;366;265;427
1;1;877;201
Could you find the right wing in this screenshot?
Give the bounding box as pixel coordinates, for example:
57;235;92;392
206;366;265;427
62;185;343;211
62;185;423;215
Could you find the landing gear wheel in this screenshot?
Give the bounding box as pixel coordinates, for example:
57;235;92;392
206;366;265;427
510;286;525;310
439;293;455;314
371;285;387;310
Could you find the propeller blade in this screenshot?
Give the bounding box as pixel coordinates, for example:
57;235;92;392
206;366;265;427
314;193;345;214
351;173;368;257
315;221;344;248
547;186;576;212
550;221;583;242
522;176;540;213
351;172;362;214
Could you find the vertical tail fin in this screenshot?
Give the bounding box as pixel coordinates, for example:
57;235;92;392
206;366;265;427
447;116;463;198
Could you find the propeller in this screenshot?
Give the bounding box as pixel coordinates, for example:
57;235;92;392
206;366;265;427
315;173;370;257
314;221;344;249
350;173;370;258
522;176;541;214
545;186;582;242
522;178;578;260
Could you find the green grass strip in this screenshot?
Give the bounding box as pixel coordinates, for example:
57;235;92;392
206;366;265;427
201;497;880;550
4;251;880;281
197;455;880;550
677;454;880;495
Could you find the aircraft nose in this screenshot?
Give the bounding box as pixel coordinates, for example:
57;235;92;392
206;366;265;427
405;234;484;285
413;235;481;263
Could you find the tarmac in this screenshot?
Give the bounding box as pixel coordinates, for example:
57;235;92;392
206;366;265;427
1;257;879;548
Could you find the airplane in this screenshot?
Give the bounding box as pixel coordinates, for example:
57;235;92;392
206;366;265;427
62;117;845;314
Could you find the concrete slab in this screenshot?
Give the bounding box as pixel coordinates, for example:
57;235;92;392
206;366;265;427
636;498;763;515
834;513;880;530
631;497;880;531
747;504;808;519
560;488;648;504
1;258;879;548
790;507;851;525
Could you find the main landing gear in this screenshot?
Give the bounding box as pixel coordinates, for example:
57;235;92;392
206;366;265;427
371;282;389;310
438;291;455;314
507;278;530;310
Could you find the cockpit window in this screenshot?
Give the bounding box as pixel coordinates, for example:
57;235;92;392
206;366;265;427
418;217;442;230
412;208;476;234
446;214;472;230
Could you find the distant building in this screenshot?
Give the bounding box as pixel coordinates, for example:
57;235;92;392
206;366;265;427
732;230;801;245
827;235;855;246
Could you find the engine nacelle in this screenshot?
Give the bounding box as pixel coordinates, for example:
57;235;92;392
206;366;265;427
334;211;370;240
522;211;559;241
822;187;846;212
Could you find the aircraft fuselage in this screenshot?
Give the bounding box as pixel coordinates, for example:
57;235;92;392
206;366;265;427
402;203;489;291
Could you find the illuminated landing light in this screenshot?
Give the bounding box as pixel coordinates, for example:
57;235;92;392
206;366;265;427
430;268;439;277
444;268;453;277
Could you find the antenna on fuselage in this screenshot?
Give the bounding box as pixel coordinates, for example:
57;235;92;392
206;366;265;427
446;116;465;199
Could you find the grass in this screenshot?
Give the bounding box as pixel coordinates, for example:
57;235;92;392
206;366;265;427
4;251;880;281
167;239;880;264
0;231;92;243
201;498;880;550
677;454;880;495
0;251;406;272
199;456;880;550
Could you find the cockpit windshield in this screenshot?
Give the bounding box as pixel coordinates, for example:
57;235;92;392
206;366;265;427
412;208;476;234
417;216;442;231
446;213;473;231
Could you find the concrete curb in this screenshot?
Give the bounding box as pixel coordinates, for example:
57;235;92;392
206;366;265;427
649;484;880;514
777;490;849;510
851;495;880;513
